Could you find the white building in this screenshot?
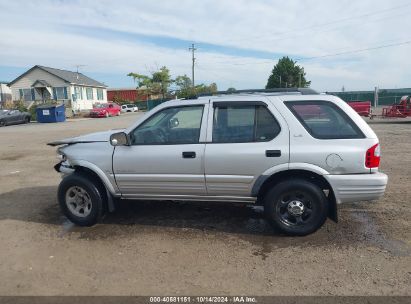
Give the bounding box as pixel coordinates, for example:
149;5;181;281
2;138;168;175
0;82;12;108
8;65;107;110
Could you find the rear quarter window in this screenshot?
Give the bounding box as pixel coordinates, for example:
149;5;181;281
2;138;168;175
285;100;365;139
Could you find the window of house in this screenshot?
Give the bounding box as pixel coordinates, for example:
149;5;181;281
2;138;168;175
74;86;83;100
97;89;104;100
20;88;34;101
54;87;67;99
212;103;280;143
285;100;365;139
130;106;204;145
86;88;94;100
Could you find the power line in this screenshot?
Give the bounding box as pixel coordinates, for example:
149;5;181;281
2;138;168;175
299;39;411;61
208;39;411;66
224;2;411;44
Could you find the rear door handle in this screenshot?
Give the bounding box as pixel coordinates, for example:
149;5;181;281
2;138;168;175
182;151;196;158
266;150;281;157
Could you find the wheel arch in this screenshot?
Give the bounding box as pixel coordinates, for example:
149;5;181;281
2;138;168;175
71;164;117;212
253;169;338;222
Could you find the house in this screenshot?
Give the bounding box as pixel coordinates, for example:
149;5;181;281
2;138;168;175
0;82;12;108
8;65;107;110
107;87;149;103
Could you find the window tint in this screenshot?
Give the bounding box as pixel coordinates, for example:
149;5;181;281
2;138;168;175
212;104;280;143
130;106;204;145
286;101;365;139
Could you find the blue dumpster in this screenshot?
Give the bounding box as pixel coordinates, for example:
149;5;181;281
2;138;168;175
36;104;66;123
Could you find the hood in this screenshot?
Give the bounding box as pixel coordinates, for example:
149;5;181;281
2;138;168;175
47;129;125;146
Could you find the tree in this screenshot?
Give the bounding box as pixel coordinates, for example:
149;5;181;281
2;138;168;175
266;57;311;89
175;75;217;98
175;75;195;98
227;87;236;93
127;66;173;100
128;67;218;100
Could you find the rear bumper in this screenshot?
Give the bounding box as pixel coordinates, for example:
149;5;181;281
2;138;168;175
325;172;388;204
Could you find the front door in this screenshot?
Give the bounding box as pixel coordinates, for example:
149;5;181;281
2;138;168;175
204;99;290;197
113;104;208;198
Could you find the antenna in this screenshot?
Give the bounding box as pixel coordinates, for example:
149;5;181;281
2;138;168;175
74;65;86;80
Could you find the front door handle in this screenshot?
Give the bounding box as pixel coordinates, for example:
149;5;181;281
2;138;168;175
182;151;196;158
266;150;281;157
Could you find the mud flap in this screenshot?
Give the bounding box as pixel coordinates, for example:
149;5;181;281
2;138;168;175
328;196;338;223
106;188;116;212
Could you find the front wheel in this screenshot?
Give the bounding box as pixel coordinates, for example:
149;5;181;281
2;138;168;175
264;179;328;236
25;117;30;124
57;173;106;226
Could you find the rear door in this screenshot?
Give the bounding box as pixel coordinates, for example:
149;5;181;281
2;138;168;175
204;97;289;197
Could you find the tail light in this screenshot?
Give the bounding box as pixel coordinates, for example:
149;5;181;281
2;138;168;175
365;143;381;168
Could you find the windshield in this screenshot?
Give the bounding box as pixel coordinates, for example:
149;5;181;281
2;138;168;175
0;110;9;115
94;104;108;109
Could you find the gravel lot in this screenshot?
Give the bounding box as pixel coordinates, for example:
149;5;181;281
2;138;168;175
0;113;410;296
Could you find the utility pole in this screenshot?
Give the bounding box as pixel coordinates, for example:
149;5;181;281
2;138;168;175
299;72;302;88
189;43;197;87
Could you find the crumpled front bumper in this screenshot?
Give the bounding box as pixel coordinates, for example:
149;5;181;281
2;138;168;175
54;161;75;175
325;172;388;204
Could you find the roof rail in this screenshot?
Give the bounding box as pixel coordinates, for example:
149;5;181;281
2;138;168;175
198;88;318;97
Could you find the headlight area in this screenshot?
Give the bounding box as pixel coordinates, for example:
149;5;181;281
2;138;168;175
56;152;67;161
55;149;74;175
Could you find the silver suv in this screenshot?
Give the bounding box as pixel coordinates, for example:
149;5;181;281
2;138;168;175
49;89;388;236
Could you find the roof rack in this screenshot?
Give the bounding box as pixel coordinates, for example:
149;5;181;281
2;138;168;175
197;88;318;97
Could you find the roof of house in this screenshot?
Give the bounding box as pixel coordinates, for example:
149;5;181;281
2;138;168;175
8;65;107;88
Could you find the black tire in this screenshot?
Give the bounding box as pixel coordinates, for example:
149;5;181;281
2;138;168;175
57;173;106;226
0;120;5;127
25;117;30;123
264;179;328;236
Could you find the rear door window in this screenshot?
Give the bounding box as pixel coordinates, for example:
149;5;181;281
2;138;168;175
285;101;365;139
212;103;281;143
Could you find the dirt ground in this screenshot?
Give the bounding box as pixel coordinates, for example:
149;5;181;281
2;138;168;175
0;113;410;296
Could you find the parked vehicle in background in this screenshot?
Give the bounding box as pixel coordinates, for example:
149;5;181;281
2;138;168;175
89;103;121;118
121;104;139;113
50;89;388;236
347;101;371;117
0;109;31;127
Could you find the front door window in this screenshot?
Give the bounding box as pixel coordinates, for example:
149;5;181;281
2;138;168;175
130;106;204;145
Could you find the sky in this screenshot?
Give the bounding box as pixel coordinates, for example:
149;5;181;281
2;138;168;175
0;0;410;91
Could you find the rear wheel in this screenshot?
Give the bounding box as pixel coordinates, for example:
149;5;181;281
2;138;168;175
58;173;106;226
0;121;5;127
25;117;30;124
264;179;328;236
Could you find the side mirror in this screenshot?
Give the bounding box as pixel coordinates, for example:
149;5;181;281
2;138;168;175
169;117;179;128
110;132;129;146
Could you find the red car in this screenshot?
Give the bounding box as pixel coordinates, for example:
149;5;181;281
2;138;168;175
90;103;121;118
